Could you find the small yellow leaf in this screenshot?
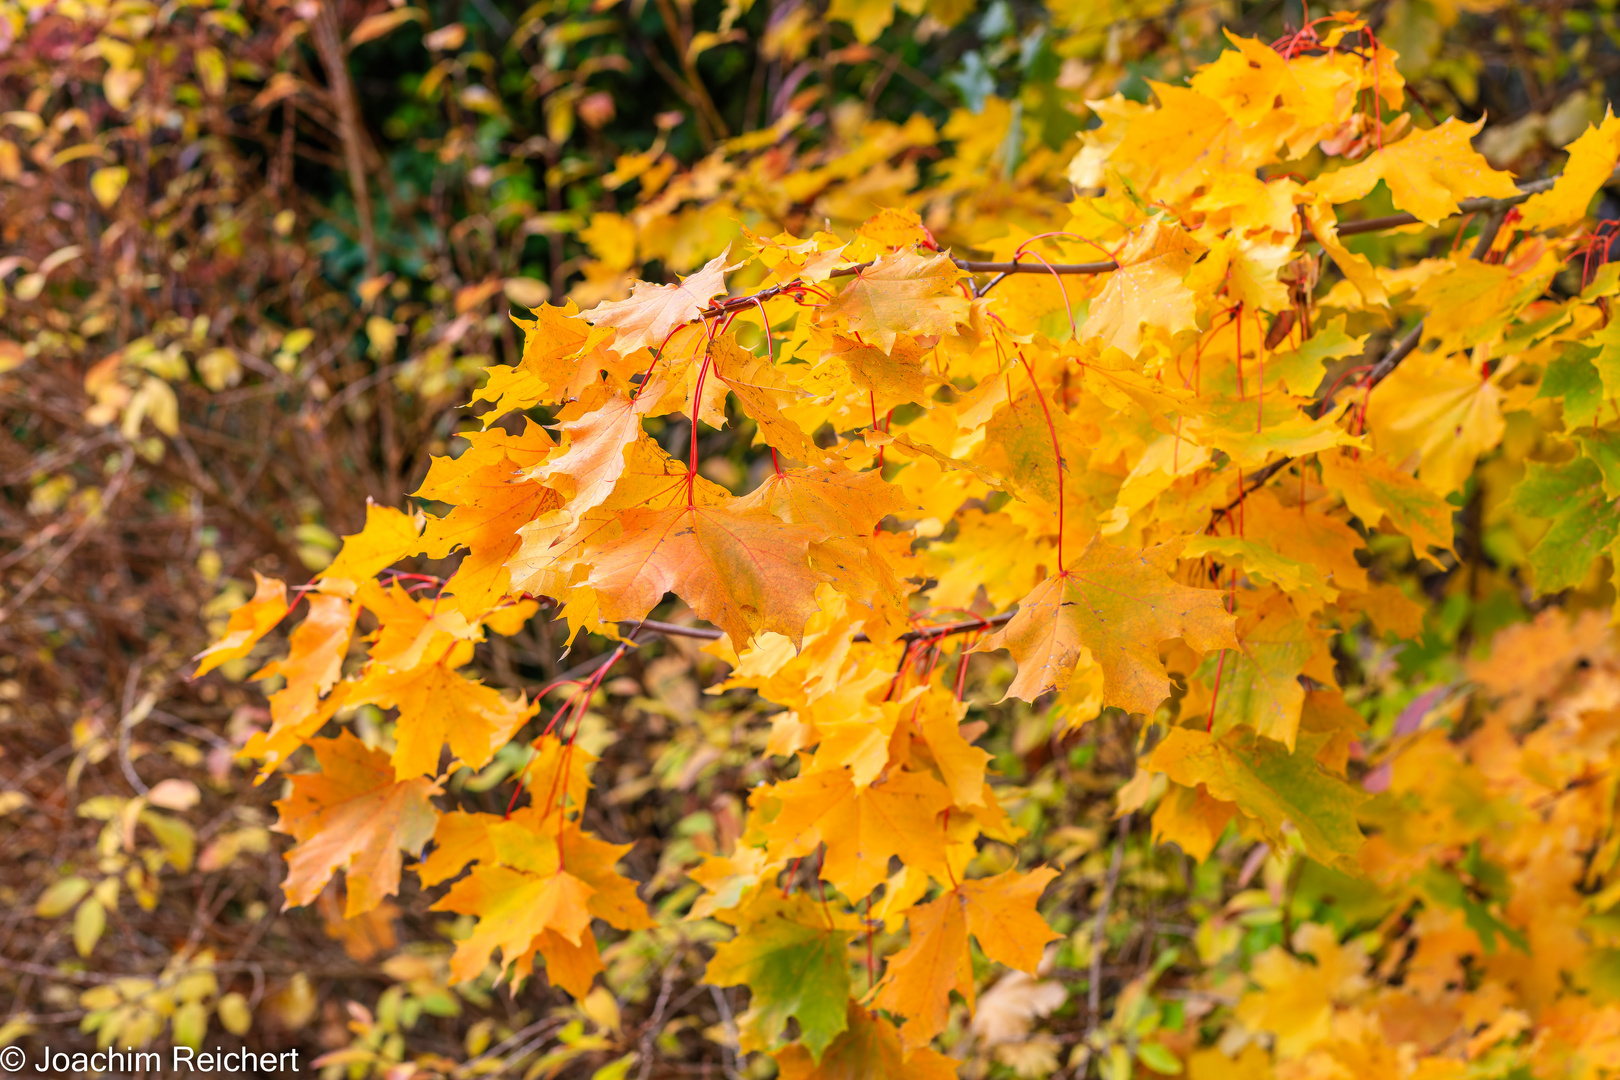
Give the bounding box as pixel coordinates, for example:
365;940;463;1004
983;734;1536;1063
73;897;107;956
36;876;91;918
217;991;252;1036
90;166;128;208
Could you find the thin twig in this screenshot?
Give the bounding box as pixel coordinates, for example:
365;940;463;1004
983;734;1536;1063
637;958;680;1080
1087;813;1132;1032
708;985;743;1080
0;447;134;623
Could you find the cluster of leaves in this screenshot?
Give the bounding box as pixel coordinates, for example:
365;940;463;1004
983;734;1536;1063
14;0;1620;1075
151;7;1620;1077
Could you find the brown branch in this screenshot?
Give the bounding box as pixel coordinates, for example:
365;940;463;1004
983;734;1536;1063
308;0;377;275
1330;166;1616;238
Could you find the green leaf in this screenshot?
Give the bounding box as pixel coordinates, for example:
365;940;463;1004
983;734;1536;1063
1137;1041;1184;1075
1415;863;1527;954
1510;455;1620;594
1579;430;1620;498
1148;727;1365;868
704;892;855;1061
1197;599;1320;751
1539;345;1603;430
1266;316;1366;397
1593;319;1620;402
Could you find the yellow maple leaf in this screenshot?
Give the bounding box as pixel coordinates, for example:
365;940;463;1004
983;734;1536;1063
818;250;969;353
1519;108;1620;231
1309;117;1519;226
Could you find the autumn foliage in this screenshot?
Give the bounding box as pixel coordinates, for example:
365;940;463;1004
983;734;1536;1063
12;0;1620;1077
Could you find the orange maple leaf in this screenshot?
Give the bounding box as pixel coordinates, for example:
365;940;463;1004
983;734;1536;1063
585;501;832;648
982;537;1238;713
192;571;288;678
350;654;536;779
773;1002;959;1080
249;593;357;769
274;731;440;917
318;502;422;592
759;766;953;902
875;867;1059;1049
436;862;596;984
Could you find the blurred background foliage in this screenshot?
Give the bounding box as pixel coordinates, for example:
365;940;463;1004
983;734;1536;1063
4;0;1620;1074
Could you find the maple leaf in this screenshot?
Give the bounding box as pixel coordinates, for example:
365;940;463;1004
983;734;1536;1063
817;250;969;353
529;382;655;521
248;593;358;771
1239;490;1369;598
1518;108;1620;230
875;867;1058;1049
559;821;655;932
192;571;288;678
1202;594;1325;750
580;248;738;355
585;502;832;648
1183;536;1334;612
355;580;481;672
1148;726;1364;866
1303;200;1389;307
436;862;596;984
1265;317;1366;397
318;502;422;592
1152;782;1237;863
520;735;597;821
705;891;857;1060
1084;221;1201;357
1318;449;1455;558
416;430;564;616
1365;351;1504;494
956;867;1062;972
1309;117;1519;226
872;885;972;1049
475;301;609;414
773;1002;959;1080
982;537;1238;713
519;925;605;998
758;766;953;901
707;335;822;464
416;809;500;886
1107;82;1265;204
350;656;536;779
1188;33;1354;158
274;731;440;917
976;391;1089;509
909;691;991;808
1511;454;1620;594
1413;258;1554;355
825;332;933;412
732;466;914;538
